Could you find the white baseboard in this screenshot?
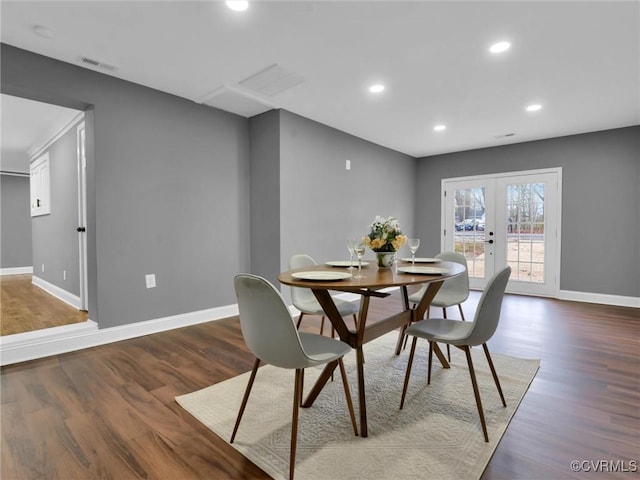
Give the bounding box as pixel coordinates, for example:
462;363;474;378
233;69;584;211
2;285;635;366
1;266;33;275
32;275;81;309
559;290;639;308
0;304;239;366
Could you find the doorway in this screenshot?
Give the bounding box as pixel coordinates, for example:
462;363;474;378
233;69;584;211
0;94;88;335
442;168;561;297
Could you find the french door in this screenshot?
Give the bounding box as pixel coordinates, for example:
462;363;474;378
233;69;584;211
442;168;561;297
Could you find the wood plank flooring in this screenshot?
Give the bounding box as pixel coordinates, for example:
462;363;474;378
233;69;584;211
1;292;638;479
1;274;88;336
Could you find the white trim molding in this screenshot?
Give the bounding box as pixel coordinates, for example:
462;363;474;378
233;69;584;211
32;275;81;310
559;290;640;309
1;266;34;276
28;111;85;159
0;304;239;366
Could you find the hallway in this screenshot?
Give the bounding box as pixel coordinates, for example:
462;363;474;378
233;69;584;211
0;274;87;336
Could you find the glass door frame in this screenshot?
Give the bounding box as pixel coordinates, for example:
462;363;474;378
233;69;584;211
441;167;562;297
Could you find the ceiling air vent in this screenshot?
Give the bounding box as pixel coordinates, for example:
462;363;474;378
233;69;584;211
494;133;516;139
79;56;117;72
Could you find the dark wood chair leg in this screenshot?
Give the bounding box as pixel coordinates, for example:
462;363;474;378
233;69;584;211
338;358;359;436
400;336;419;409
427;341;434;385
230;357;261;443
482;343;506;407
443;308;451;361
320;316;325;336
296;313;304;329
464;346;489;442
458;304;466;321
289;369;303;480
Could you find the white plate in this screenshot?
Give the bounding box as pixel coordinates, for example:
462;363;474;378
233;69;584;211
399;257;442;263
291;271;353;281
325;260;370;267
397;266;449;275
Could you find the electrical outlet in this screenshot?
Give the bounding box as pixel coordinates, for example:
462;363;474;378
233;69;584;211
145;274;156;289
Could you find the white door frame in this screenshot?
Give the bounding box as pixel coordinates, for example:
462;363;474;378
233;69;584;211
441;167;562;297
77;122;88;311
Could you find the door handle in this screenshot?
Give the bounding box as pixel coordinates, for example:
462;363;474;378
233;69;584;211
77;227;86;232
485;239;494;244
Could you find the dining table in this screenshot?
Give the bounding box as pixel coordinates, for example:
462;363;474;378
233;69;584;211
278;259;466;437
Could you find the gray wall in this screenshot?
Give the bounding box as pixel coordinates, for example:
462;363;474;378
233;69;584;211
31;118;82;295
416;126;640;297
2;44;251;328
279;110;416;273
249;109;281;285
0;174;32;268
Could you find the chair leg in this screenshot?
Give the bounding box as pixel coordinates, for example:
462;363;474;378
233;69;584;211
458;303;466;321
320;316;325;336
289;369;303;480
482;343;506;407
338;358;359;436
463;346;489;442
230;357;261;443
296;313;304;329
443;308;451;362
400;336;419;409
427;341;433;385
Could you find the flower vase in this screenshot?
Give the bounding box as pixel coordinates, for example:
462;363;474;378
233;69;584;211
376;251;396;268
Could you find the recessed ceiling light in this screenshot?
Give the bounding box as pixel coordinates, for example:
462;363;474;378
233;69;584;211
369;84;385;94
434;125;447;132
526;104;542;112
33;25;54;39
226;1;249;12
489;41;511;54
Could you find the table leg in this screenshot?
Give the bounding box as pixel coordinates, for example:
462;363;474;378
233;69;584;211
301;360;339;408
355;346;368;437
431;343;450;369
394;286;411;355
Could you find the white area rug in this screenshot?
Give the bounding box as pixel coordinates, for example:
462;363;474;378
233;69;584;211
176;333;539;480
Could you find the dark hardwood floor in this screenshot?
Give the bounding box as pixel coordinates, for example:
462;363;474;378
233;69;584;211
1;291;638;479
1;274;88;336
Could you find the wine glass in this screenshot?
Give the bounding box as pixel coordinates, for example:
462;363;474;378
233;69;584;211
346;239;356;269
408;238;420;266
353;240;366;278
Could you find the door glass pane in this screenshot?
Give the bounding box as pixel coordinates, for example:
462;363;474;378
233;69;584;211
453;187;486;279
506;183;545;283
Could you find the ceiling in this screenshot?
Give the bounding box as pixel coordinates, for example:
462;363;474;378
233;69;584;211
1;1;639;163
1;94;81;173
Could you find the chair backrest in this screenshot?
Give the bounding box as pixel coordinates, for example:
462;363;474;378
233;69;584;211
465;266;511;346
234;274;310;369
436;251;470;301
289;254;319;307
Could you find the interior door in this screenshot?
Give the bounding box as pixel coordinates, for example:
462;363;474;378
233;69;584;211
442;168;561;297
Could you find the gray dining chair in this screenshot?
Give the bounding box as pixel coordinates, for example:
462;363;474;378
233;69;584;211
231;274;358;480
289;254;359;336
399;266;511;442
403;251;470;360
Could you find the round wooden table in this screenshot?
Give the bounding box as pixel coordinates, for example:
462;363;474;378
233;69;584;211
279;260;465;437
